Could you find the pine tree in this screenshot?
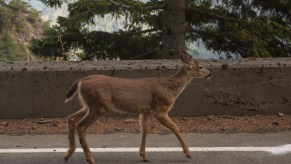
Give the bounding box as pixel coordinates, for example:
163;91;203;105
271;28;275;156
35;0;291;60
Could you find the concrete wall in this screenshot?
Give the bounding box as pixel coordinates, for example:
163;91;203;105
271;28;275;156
0;58;291;119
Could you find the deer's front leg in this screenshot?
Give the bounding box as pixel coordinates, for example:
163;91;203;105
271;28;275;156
139;114;150;162
65;107;87;161
154;112;191;158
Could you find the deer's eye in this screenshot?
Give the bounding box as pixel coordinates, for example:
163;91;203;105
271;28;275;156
199;66;202;69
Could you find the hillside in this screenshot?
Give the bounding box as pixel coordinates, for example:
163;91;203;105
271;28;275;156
0;0;47;61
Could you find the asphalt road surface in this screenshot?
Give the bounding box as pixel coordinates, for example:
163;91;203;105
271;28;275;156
1;132;291;164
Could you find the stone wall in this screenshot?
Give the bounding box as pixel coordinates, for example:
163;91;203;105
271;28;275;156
0;58;291;118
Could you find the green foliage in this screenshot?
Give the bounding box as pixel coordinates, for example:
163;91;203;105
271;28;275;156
0;0;45;61
9;0;31;13
29;25;62;58
30;23;162;60
36;0;290;59
0;33;28;61
35;0;165;60
186;0;291;58
0;5;14;31
27;10;42;25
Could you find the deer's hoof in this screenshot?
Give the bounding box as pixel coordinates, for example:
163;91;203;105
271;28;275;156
140;152;148;162
65;148;75;161
186;154;191;159
64;156;69;162
86;158;95;164
142;159;149;162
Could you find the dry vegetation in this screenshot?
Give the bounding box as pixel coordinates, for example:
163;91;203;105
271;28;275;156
1;115;291;136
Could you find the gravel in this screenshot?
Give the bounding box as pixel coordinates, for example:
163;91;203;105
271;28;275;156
1;115;290;136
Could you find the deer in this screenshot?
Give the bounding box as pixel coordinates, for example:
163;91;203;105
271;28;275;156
63;48;211;164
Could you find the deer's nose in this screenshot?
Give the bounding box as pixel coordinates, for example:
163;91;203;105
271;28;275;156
205;73;212;78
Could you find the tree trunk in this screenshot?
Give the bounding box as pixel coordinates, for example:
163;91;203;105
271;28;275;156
162;0;185;59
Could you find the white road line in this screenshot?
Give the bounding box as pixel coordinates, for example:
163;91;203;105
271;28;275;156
1;145;291;155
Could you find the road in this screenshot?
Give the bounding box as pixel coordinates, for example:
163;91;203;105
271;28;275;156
1;132;291;164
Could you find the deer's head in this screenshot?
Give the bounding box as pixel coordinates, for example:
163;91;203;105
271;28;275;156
179;48;211;79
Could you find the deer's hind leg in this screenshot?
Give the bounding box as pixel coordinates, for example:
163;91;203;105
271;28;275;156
76;106;107;164
139;114;150;162
65;107;87;161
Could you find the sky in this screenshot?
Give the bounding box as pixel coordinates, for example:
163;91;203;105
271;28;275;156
24;0;44;11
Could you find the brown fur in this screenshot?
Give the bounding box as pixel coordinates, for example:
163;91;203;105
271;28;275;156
64;49;211;164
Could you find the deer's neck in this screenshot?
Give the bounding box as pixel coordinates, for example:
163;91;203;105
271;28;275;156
166;66;193;97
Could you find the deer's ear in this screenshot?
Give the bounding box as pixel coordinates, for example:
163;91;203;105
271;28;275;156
179;49;191;64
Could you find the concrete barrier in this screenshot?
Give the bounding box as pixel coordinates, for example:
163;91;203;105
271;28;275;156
0;58;291;119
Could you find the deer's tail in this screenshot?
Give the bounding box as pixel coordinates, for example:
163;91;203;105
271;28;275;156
64;81;80;103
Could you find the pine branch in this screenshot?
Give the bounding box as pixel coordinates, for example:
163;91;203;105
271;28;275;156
108;0;166;11
108;0;131;8
186;6;241;22
130;51;152;59
187;28;249;57
116;28;162;36
187;28;220;37
129;49;159;59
